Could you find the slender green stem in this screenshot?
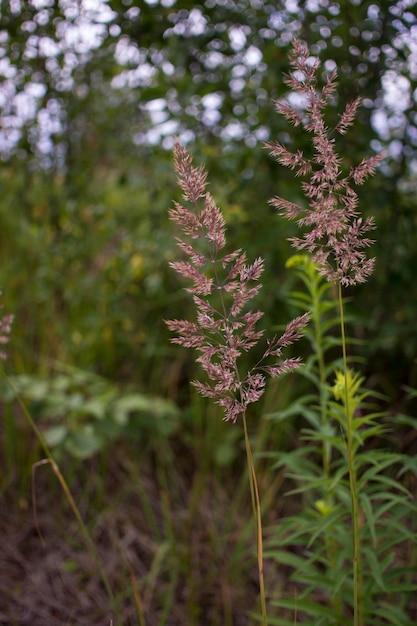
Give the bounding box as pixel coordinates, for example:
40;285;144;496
243;412;267;626
337;283;363;626
310;271;331;487
212;227;267;622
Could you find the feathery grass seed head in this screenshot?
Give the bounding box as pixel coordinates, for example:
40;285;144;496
267;39;384;287
167;139;309;421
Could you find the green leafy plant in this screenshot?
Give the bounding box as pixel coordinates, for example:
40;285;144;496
3;363;179;459
266;255;417;625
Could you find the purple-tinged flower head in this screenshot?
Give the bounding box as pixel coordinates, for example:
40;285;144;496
0;297;13;361
267;39;384;287
167;139;309;422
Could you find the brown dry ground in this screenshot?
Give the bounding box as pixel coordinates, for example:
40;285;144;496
0;443;282;626
2;432;416;625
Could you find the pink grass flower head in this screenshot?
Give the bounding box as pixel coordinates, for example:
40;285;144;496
0;298;13;361
267;39;384;287
167;139;309;422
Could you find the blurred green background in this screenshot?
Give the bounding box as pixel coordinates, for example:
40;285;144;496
1;0;416;402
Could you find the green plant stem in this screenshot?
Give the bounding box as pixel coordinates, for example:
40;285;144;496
310;271;331;489
337;283;363;626
7;377;118;622
243;412;267;626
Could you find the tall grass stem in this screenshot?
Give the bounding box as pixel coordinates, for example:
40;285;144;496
243;412;267;626
337;284;363;626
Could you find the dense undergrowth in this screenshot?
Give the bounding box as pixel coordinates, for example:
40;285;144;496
1;38;417;626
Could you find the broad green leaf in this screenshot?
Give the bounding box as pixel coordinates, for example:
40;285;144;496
44;425;68;447
64;430;103;459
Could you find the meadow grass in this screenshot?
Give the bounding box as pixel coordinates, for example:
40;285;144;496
165;39;416;625
1;38;416;625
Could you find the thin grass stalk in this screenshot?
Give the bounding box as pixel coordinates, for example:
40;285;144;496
168;140;308;625
243;411;267;626
212;201;264;625
310;269;332;491
157;564;180;626
337;283;363;626
128;563;146;626
7;377;118;622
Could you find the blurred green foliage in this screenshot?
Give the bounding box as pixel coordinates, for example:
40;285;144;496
0;0;416;412
3;364;179;459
